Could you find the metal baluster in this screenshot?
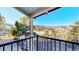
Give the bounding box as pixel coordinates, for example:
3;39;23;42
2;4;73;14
22;40;24;51
30;37;33;51
17;42;19;51
25;39;27;51
59;41;61;51
72;44;74;51
42;38;44;51
36;35;38;51
43;38;46;51
11;43;13;51
65;42;67;51
47;39;49;51
54;40;56;51
29;38;31;51
32;37;33;51
3;46;5;51
50;39;52;51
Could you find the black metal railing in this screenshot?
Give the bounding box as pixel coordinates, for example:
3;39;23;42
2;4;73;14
36;35;79;51
0;35;79;51
0;36;35;51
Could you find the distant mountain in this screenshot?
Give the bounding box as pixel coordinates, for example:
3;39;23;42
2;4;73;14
34;25;71;29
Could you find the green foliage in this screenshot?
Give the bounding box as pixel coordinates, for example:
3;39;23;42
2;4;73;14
66;20;79;41
10;16;30;37
50;29;57;38
43;30;49;37
65;31;73;41
43;29;57;38
0;15;5;24
15;21;23;31
19;16;29;25
0;14;7;34
11;27;22;37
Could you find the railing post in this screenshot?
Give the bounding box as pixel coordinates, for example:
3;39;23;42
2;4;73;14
29;17;33;51
36;35;38;51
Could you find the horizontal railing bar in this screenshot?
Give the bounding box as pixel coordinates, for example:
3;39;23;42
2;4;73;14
0;36;35;47
38;35;79;45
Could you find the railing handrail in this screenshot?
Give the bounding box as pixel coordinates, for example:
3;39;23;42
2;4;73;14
37;35;79;45
0;36;35;47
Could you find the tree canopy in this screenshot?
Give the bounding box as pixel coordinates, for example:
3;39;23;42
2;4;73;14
10;16;30;37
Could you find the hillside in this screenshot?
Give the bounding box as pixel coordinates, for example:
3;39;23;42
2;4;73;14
34;25;71;40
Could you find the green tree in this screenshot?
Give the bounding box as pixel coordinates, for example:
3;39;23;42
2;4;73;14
0;14;5;30
15;21;26;35
10;16;30;38
11;27;22;37
19;16;29;25
43;30;49;37
15;21;23;31
0;14;5;24
0;14;6;39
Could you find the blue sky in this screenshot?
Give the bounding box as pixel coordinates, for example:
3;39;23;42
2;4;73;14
0;7;79;26
0;7;24;25
34;7;79;26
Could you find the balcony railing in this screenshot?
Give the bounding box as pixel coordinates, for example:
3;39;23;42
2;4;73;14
0;35;79;51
